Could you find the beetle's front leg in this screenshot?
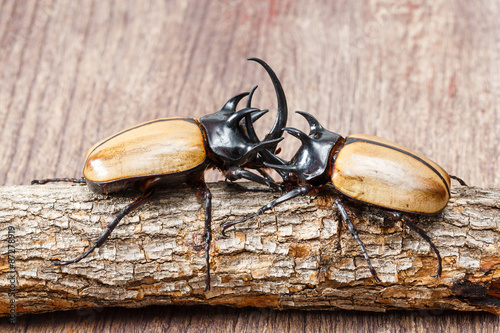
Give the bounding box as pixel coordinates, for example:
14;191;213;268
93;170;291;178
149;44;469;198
221;184;313;237
224;166;283;192
191;179;212;291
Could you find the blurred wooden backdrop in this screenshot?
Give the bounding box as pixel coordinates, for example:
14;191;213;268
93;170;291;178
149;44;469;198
1;0;499;331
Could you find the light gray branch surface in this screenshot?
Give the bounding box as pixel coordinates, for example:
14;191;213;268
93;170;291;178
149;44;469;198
0;183;499;316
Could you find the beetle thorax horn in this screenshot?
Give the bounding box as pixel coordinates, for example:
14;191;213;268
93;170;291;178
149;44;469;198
199;93;282;168
264;111;344;183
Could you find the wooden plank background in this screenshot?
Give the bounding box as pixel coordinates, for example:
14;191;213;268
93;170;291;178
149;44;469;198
0;0;499;331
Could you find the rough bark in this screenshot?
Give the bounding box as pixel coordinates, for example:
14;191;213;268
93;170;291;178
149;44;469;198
0;182;499;316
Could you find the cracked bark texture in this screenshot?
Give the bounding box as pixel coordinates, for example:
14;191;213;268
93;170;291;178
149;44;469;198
1;183;499;316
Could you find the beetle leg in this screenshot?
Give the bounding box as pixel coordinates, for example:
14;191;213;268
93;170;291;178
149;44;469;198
224;166;283;192
51;190;153;266
391;213;442;278
225;179;277;192
221;184;313;237
225;168;279;192
450;175;467;186
334;199;380;282
256;168;274;182
191;180;213;291
32;177;86;185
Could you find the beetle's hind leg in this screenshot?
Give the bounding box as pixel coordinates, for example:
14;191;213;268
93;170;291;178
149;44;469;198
32;177;86;185
191;179;213;291
51;191;153;266
450;175;467;186
334;199;381;282
388;212;442;278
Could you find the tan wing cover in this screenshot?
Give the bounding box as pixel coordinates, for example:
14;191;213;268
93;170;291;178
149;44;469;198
332;134;451;214
83;118;207;183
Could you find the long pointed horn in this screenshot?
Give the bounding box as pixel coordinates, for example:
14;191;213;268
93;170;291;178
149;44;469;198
248;58;288;143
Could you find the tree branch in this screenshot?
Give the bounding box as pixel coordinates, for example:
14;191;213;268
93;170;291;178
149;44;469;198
1;183;499;316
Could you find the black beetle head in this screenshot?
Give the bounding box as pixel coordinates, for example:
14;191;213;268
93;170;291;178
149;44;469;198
264;111;344;183
199;92;283;168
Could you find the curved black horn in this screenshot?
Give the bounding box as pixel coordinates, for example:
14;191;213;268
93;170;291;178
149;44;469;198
247;58;288;143
244;85;261;142
246;85;258;108
295;111;324;135
227;107;264;127
222;92;250;112
245;86;271;122
283;127;310;144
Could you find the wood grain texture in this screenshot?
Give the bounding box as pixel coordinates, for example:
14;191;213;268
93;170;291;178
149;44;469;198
0;183;499;316
1;0;499;331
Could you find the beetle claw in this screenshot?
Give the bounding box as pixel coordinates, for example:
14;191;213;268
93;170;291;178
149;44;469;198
220;222;233;238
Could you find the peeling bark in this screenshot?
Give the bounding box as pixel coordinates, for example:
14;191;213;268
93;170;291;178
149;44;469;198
0;183;499;316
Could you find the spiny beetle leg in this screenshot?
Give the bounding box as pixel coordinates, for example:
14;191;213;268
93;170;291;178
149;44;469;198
256;168;275;183
450;175;467;186
224;179;276;192
221;184;313;237
51;190;153;266
224;166;283;193
191;179;212;291
387;211;442;278
32;177;86;185
334;198;381;282
225;167;278;192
